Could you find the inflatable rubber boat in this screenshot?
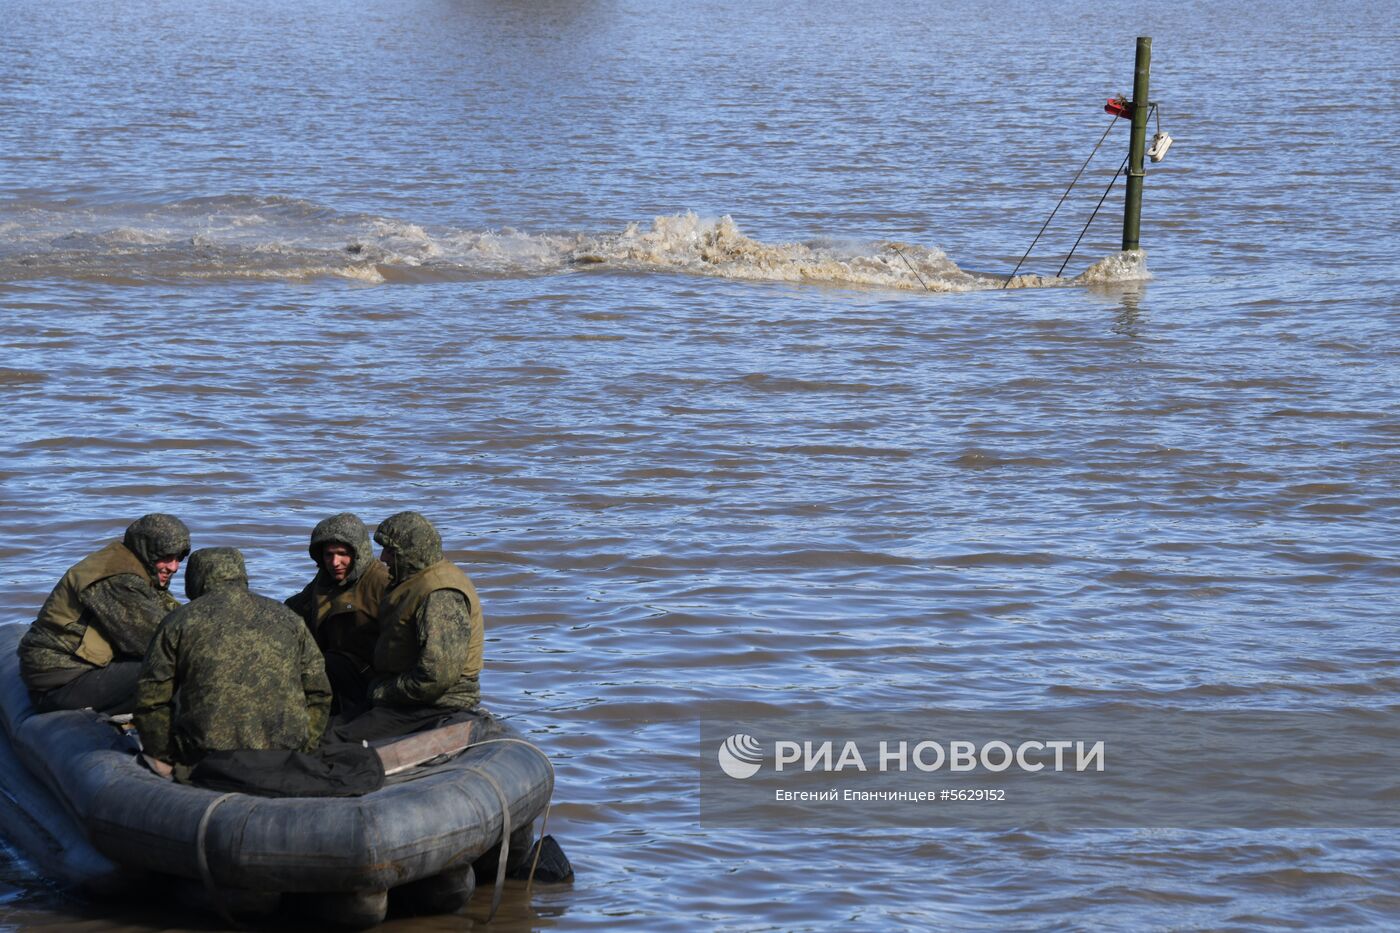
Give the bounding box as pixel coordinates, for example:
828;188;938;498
0;623;553;926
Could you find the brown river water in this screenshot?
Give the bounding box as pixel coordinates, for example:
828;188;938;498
1;0;1397;929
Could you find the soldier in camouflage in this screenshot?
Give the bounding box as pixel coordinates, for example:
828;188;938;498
284;513;390;717
18;513;190;714
333;511;485;742
133;547;332;772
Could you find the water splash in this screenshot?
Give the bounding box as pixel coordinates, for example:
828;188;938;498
0;198;1148;291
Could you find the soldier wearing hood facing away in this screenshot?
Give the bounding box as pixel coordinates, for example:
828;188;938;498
333;511;486;743
134;547;332;776
19;513;190;714
285;513;390;718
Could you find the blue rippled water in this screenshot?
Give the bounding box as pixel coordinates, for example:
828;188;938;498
1;1;1397;929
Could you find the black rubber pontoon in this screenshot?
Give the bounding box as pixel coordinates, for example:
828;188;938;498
0;623;552;925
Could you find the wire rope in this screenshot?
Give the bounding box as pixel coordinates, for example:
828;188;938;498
1003;114;1119;287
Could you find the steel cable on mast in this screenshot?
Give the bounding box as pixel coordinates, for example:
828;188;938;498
1056;104;1157;277
1002;114;1119;287
1057;152;1130;277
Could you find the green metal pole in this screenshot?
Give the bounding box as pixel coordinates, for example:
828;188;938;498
1121;36;1151;251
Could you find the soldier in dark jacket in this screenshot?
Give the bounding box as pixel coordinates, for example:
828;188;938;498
333;511;484;742
18;514;190;714
284;513;390;717
133;547;332;774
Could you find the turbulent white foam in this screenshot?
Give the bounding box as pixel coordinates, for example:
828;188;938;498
572;213;991;292
63;226;171;247
366;219;442;261
0;198;1149;291
1077;249;1150;283
334;263;389;284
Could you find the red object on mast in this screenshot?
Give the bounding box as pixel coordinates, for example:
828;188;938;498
1104;97;1134;119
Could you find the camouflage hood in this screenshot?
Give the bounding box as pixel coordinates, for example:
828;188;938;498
308;512;377;586
374;511;444;587
185;547;248;600
123;513;191;587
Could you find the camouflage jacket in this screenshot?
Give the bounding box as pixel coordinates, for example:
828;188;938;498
369;511;483;711
284;512;389;670
370;588;478;710
19;514;189;691
133;548;331;765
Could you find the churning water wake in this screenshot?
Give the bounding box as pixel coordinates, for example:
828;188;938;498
0;195;1147;291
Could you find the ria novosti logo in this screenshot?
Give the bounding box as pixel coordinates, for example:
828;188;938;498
717;733;764;779
715;733;1106;779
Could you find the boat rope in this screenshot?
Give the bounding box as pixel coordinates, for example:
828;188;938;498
195;791;241;929
525;798;552;897
466;767;511;923
1003;113;1120;287
458;736;557;921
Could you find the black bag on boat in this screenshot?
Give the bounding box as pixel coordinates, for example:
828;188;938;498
184;742;384;797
